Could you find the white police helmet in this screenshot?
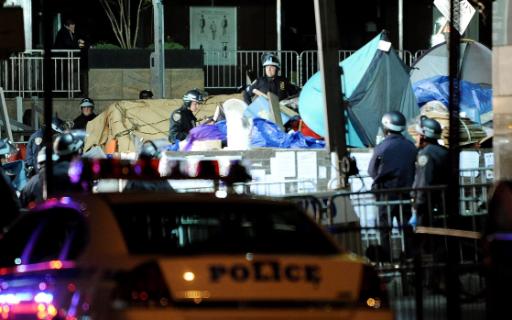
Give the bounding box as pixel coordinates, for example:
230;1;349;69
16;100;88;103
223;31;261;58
262;53;280;69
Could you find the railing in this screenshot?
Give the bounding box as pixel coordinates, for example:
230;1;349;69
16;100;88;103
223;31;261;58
287;183;489;320
0;50;81;98
203;50;300;90
204;49;420;90
0;48;427;96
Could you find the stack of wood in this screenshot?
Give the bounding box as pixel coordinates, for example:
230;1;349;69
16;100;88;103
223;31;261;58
407;101;488;147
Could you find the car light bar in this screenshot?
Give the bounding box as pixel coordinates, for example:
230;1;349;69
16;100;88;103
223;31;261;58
69;158;252;187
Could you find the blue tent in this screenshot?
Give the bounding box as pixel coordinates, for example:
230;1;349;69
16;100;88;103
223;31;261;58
298;31;419;147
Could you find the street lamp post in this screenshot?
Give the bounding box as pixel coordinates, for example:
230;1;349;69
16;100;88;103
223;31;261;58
152;0;165;98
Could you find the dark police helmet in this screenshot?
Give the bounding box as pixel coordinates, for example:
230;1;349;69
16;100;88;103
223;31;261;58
381;111;406;133
53;130;86;156
51;117;66;133
417;115;442;139
139;90;154;99
139;140;160;160
80;97;95;109
182;89;205;108
261;52;280;69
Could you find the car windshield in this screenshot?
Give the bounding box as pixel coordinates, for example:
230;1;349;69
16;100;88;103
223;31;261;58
111;201;340;255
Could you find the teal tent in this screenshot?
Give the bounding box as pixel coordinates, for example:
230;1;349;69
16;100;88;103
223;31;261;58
298;31;419;147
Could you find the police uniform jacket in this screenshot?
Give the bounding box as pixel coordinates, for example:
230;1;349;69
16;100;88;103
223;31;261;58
25;128;44;171
412;142;449;212
243;75;298;105
72;113;97;130
368;133;417;191
169;105;197;143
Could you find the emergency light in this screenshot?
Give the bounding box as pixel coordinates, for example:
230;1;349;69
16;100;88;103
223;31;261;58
69;158;251;187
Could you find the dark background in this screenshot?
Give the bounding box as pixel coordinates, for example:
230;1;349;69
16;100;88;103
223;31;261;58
31;0;492;53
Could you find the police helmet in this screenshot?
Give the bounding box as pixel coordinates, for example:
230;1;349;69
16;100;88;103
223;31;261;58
53;130;86;156
139;140;160;160
261;52;280;69
51;117;66;133
182;89;205;108
80;97;95;109
381;111;406;133
139;90;153;99
417;116;442;139
36;146;59;167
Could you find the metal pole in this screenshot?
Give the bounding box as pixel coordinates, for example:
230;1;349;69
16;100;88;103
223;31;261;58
447;0;461;318
152;0;165;98
398;0;403;59
313;0;348;188
42;0;54;197
276;0;282;52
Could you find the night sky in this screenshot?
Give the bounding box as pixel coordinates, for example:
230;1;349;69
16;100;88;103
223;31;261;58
33;0;491;53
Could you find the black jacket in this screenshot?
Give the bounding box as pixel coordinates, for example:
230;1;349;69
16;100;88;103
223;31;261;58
54;27;79;49
73;113;97;130
20;173;43;207
243;75;298;105
25;128;44;171
169;105;197;143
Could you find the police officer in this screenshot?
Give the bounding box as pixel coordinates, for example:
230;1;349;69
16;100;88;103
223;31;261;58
368;111;417;262
72;97;97;130
412;116;449;226
169;89;204;144
49;130;86;194
243;53;298;105
139;90;153;99
25;117;66;176
19;147;54;207
123;140;174;192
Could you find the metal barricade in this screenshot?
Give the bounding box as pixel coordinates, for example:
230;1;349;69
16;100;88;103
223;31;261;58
203;50;299;90
0;50;81;98
289;184;489;320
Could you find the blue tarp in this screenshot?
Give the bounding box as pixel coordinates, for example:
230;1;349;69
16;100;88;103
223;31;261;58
244;96;291;124
412;75;493;124
169;119;325;150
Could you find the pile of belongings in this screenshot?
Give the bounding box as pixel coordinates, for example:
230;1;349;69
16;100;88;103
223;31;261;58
84;94;242;153
179;118;325;152
407;101;487;147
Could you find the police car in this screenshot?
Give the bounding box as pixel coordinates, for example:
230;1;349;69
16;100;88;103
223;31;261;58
0;159;392;319
0;192;392;320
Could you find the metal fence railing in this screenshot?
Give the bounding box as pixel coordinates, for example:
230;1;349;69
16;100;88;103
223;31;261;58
0;50;81;98
203;50;300;90
204;49;420;90
286;183;489;320
0;49;426;96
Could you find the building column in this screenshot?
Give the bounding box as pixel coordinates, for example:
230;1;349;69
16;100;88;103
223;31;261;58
493;0;512;179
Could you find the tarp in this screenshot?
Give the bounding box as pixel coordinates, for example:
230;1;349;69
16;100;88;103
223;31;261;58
244;96;291;124
84;94;242;153
413;75;493;124
298;31;418;147
410;39;492;86
183;120;325;149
